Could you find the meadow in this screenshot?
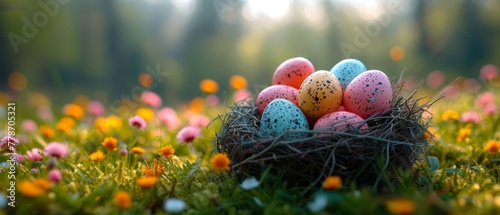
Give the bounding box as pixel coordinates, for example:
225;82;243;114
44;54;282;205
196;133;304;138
1;71;500;215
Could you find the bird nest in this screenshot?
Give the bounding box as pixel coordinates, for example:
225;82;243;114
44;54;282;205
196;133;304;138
213;85;435;190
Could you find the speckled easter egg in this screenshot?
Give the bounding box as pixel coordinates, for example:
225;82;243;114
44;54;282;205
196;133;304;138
343;70;393;119
256;85;299;114
330;59;366;93
298;71;343;121
272;57;315;89
259;99;309;139
313;111;369;134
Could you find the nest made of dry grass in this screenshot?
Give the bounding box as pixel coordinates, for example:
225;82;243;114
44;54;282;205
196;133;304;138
213;85;436;191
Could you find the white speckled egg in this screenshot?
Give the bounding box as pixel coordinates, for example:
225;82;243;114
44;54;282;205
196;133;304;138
313;111;369;135
343;70;393;119
298;71;343;122
259;99;309;139
330;59;366;93
256;85;299;114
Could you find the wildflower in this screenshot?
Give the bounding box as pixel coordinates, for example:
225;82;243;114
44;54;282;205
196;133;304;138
188;114;210;128
44;142;69;158
21;119;38;132
426;70;444;89
143;159;165;177
14;154;24;163
229;75;248;90
48;169;62;183
485;103;499;116
234;89;251;102
26;148;44;161
211;153;230;173
128;115;146;130
206;95;220;107
480;64;499;81
476;92;495;107
101;137;118;151
114;191;132;209
308;194;328;213
441;110;460;121
46;158;58;170
323;176;342;190
87;101;105;117
136;176;158;188
385;198;416;215
240;177;260;190
136;108;154;122
461;111;480;124
17;179;51;198
164;198;186;213
199;79;219;94
131;147;145;154
457;128;471;142
90;150;106;161
63;103;84;119
189;97;205;112
40;125;55;139
120;149;128;155
176;126;201;144
484;140;500;153
0;136;19;149
158;107;180;130
31;168;40;174
159;145;175;158
56;118;74;134
424;127;438;140
141;91;162;108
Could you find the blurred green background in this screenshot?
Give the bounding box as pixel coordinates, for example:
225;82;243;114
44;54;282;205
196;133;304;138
1;0;500;106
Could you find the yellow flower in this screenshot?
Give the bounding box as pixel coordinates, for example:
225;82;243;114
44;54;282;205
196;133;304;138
323;176;342;190
424;127;439;140
64;103;84;119
385;198;416;215
456;128;471;142
131;147;145;154
229;75;248;90
90;150;106;161
211;153;231;173
200;79;219;94
441;110;460;121
17;179;51;198
40;125;55;139
484;140;500;153
57;117;76;134
114;191;132;209
143;159;165;177
101;137;118;151
136;108;154;122
159;145;175;158
106;115;123;128
95;116;122;133
136;176;158;188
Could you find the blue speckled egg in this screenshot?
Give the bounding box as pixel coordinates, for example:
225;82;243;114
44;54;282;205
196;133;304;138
259;99;309;139
330;59;366;92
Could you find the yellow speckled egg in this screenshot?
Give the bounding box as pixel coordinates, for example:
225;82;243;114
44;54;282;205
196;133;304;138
298;70;343;121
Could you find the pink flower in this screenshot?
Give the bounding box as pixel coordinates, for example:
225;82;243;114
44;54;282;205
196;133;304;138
87;101;105;117
176;126;201;144
158;107;180;130
234;89;251;102
485;103;499;116
206;95;220;107
141;91;162;108
464;79;480;93
480;64;499;81
120;149;128;155
460;111;480;124
48;169;62;183
21;119;38;132
129;115;147;130
476;92;495;107
31;168;39;174
44;142;69;158
14;154;24;163
426;70;445;89
188;114;210;128
0;136;19;148
26;148;44;161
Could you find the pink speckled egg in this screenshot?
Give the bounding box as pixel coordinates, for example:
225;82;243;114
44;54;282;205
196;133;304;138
256;85;299;114
298;71;343;122
343;70;393;119
313;111;369;134
272;57;315;89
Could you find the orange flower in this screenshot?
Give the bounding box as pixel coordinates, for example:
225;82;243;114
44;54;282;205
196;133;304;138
323;176;342;190
17;179;51;198
441;110;460;121
90;150;106;161
136;176;158;188
57;117;76;134
136;108;154;122
114;191;132;209
229;75;248;90
159;145;175;158
484;140;500;153
200;79;219;94
389;46;405;61
385;198;416;215
189;97;205;112
101;137;118;151
64;103;84;119
143;159;165;177
131;147;145;154
211;153;231;173
456;128;471;142
40;125;55;139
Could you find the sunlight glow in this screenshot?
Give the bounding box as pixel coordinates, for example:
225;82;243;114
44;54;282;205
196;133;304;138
335;0;384;21
247;0;291;19
170;0;196;15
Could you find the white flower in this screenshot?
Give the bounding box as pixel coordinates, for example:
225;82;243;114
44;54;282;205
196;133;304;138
240;177;260;190
164;198;186;213
0;192;7;208
308;194;328;213
253;197;264;207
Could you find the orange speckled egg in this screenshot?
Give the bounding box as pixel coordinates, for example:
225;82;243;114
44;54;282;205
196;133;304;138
343;70;393;119
313;111;369;135
272;57;315;89
256;85;299;114
298;71;343;121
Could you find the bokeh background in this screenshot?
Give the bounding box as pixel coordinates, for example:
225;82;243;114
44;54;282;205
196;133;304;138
1;0;500;107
